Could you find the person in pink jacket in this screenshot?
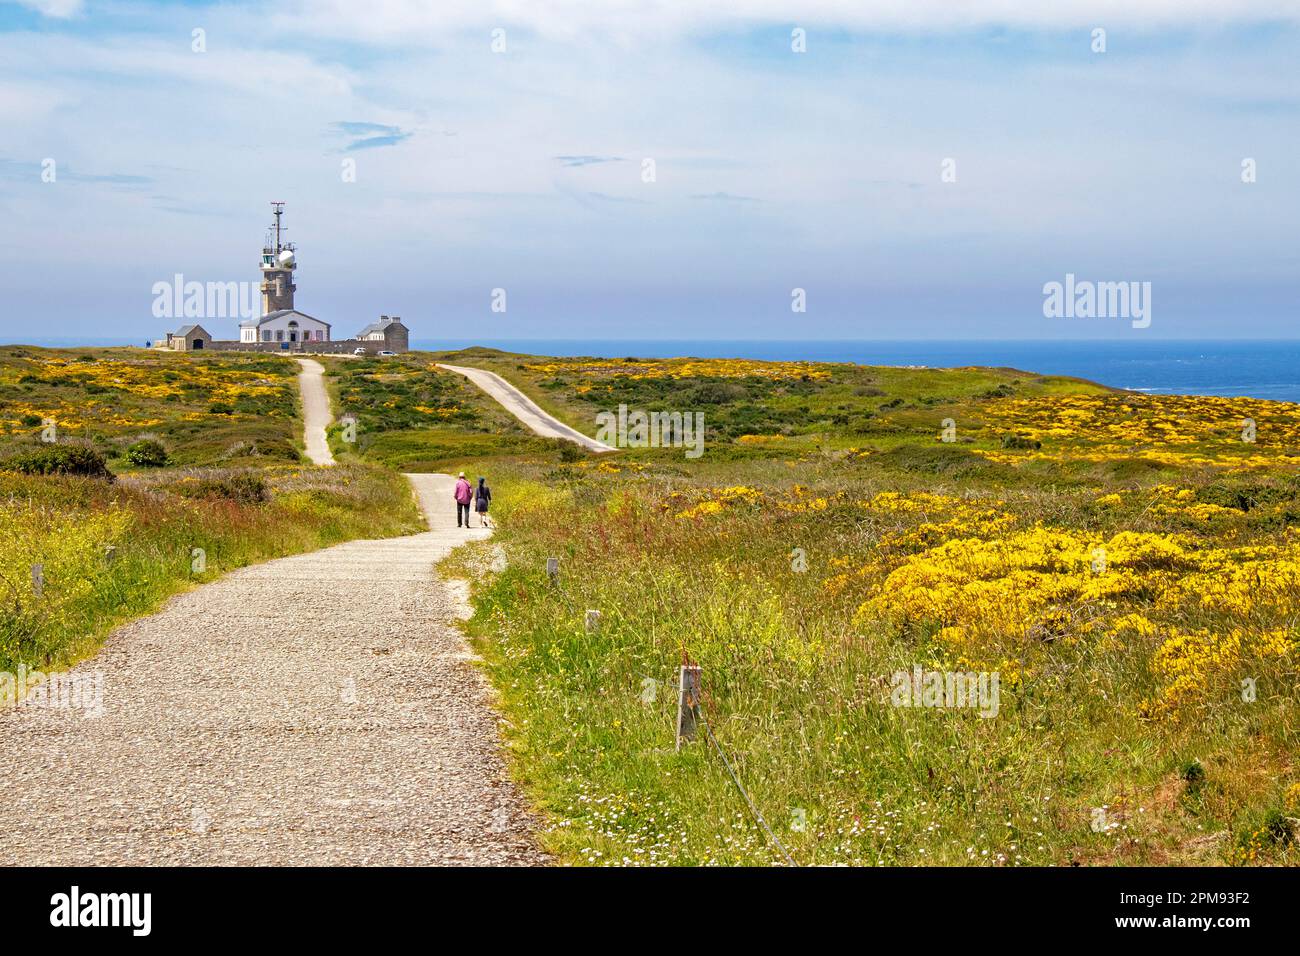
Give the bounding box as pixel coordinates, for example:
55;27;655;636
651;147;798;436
453;472;473;528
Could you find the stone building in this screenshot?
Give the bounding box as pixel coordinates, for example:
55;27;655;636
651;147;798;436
355;315;409;352
158;324;212;351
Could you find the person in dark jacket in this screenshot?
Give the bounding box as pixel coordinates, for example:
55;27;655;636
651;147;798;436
475;476;492;528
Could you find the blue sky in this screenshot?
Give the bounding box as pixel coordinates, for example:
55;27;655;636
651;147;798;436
1;0;1298;344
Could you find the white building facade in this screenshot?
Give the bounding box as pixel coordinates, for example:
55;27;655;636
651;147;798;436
239;309;332;344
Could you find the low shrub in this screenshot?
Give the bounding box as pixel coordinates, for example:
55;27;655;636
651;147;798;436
0;444;114;480
125;439;170;468
1000;433;1042;450
180;473;268;504
557;439;585;463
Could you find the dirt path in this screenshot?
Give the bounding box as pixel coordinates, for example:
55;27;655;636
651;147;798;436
0;474;546;866
296;357;336;466
437;362;616;452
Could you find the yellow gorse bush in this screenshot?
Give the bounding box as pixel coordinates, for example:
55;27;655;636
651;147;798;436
524;358;830;382
1140;627;1294;720
975;393;1300;467
1;356;290;433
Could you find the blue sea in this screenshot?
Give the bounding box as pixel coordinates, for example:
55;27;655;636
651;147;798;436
416;339;1300;405
15;337;1300;404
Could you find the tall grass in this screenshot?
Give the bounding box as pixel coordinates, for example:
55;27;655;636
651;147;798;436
445;456;1299;867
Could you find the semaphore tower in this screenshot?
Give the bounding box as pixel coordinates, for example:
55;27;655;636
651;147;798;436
259;201;297;313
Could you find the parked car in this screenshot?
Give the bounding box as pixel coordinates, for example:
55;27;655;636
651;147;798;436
377;350;397;357
353;347;367;355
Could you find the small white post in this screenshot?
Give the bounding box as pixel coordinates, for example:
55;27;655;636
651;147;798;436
676;665;702;751
104;545;117;565
546;556;559;583
585;609;601;633
31;563;44;597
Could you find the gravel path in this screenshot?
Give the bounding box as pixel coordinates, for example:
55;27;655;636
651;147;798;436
438;362;616;452
0;474;547;866
295;357;336;466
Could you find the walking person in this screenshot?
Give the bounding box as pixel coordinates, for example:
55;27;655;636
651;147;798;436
454;471;473;528
475;476;492;528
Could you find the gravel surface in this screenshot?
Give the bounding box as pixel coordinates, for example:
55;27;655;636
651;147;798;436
437;362;616;452
295;357;336;466
0;474;548;866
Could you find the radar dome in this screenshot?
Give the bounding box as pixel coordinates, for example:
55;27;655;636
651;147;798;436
278;250;296;267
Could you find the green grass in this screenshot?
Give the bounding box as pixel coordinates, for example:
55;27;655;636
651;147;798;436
417;353;1300;868
427;347;1115;449
319;352;531;468
11;344;1295;869
0;346;425;677
441;454;1299;867
0;346;303;468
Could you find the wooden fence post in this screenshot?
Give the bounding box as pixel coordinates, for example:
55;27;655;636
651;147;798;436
676;665;702;751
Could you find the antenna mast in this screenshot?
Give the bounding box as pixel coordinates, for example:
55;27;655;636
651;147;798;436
270;201;285;254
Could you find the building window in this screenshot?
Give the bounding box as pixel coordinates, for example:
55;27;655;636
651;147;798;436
262;330;271;342
276;330;284;342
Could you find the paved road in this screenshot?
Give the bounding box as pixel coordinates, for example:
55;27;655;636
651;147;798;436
0;474;546;865
438;363;616;452
295;357;336;466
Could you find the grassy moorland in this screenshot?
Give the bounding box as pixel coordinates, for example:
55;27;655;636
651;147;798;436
417;349;1299;866
7;343;1297;868
321;353;558;470
0;346;422;675
0;346;304;466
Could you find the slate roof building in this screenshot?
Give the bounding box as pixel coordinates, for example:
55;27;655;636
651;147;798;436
355;315;409;352
159;324;212;351
240;309;331;345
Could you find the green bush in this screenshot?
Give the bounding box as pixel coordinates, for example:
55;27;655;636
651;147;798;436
208;402;235;415
557;439;585;463
221;439;301;462
181;473;268;504
1000;433;1042;450
0;444;114;480
125;439;170;468
875;442;1004;479
689;381;750;405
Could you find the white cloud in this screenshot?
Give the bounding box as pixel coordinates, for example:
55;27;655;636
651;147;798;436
271;0;1300;44
12;0;84;18
0;81;72;123
2;0;1298;341
0;33;353;99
